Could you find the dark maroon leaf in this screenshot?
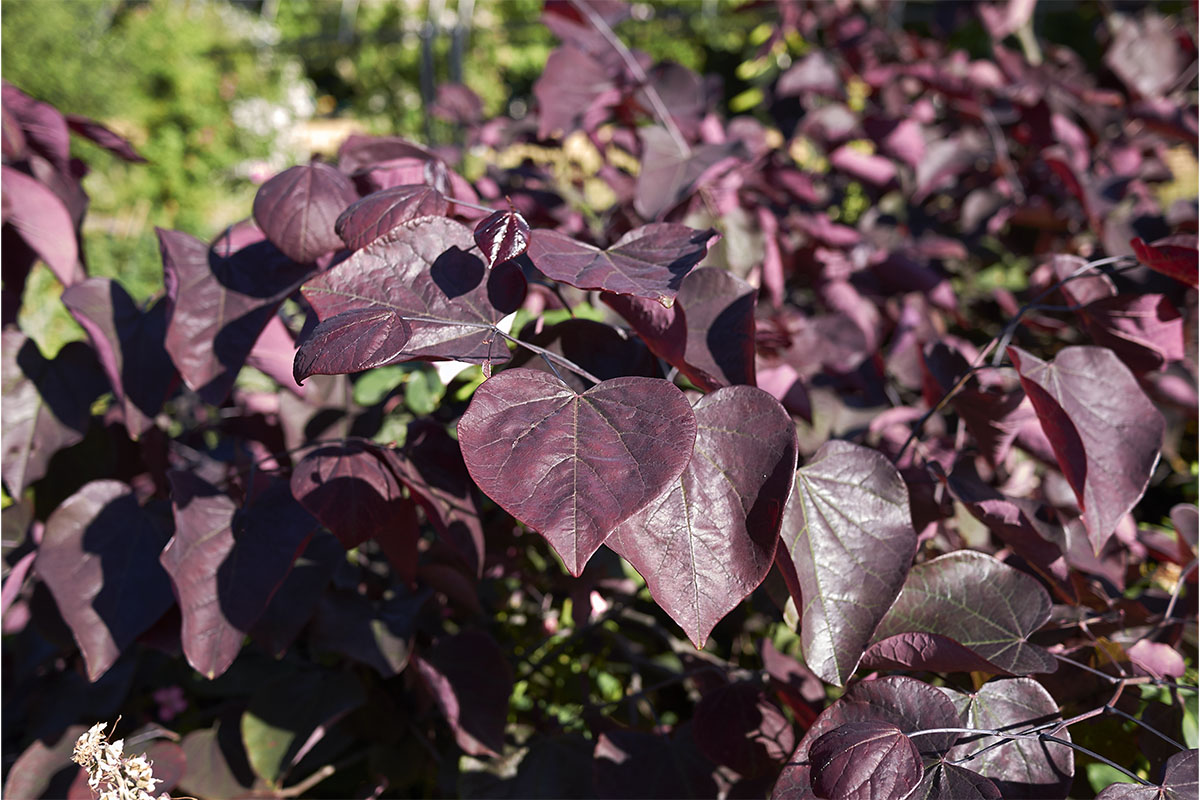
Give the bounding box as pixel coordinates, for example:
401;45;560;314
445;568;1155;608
772;675;962;800
608;386;797;647
640;62;708;140
159;227;314;405
382;419;485;577
692;682;795;778
334;184;449;251
64;114;147;162
252;162;357;264
1;332;106;495
310;587;426;677
1131;236;1199;289
917;763;1002;799
2;165;83;286
2;81;70;170
860;632;1002;676
251;532;343;658
780;440;917;686
1067;291;1185;374
415;629;513;757
1161;750;1198;800
474;208;531;268
301;216;526;365
809;720;923;800
869;551;1056;675
528;223;716;307
35;480;174;680
945;678;1074;799
293;307;411;384
594;726;718;800
777;52;842;97
457;368;697;576
634;126;740;220
161;473;317;679
533;46;620;140
511;317;661;392
290;438;416;552
1008;345;1165;553
61;277;176;437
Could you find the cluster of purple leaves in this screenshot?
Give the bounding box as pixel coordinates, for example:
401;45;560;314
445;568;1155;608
3;1;1198;798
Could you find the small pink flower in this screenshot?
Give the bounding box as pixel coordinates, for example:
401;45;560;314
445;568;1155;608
152;686;187;722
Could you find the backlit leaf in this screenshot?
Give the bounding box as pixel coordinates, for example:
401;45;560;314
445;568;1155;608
2;164;82;286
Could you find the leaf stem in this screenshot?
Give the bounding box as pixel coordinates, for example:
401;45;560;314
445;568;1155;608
497;329;604;385
567;0;692;155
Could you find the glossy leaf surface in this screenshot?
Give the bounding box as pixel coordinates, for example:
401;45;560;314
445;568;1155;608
781;440;917;686
335;184;449;251
1008;345;1164;552
458;369;697;576
869;551;1056;675
527;223;716;306
301;216;525;365
474;208;531;268
252;162;357;264
608;386;796;646
808;720;923;800
36;480;174;680
293;307;411;383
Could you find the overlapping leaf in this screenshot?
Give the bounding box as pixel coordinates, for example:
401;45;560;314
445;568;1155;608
608;386;796;647
335;183;449;251
458;368;697;576
1008;345;1164;552
527;223;716;307
35;480;174;680
474;208;531;268
309;587;426;676
61;277;176;437
692;682;795;778
945;678;1074;799
533;45;620;140
867;551;1056;675
299;216;526;370
780;440;918;686
1;332;106;495
2;164;82;286
1131;236;1198;288
252;162;357;264
292;307;411;383
162;473;317;679
594;726;718;800
634;126;741;220
808;720;923;800
158;226;314;405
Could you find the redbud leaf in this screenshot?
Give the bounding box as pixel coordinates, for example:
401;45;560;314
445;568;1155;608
809;720;923;800
414;630;513;757
252;162;357;264
335;184;449;251
474;208;531;268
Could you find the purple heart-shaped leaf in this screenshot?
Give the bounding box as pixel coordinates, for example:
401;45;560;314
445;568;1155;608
36;480;174;680
780;440;918;686
457;368;697;576
869;551;1056;675
527;223;716;307
252;162;358;264
293;307;411;384
809;720;923;800
608;385;796;647
474;208;531;268
335;184;449;251
1008;345;1164;553
301;216;526;365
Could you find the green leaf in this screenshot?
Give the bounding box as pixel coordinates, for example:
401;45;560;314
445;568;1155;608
405;368;445;415
353;364;409;406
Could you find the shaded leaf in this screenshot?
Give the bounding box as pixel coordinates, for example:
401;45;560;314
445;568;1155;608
415;630;513;757
608;386;796;646
335;184;449;251
692;681;795;778
2;724;86;800
533;46;619;140
36;480;174;680
162;473;317;679
945;678;1074;799
252;162;357;264
301;216;526;365
527;223;716;307
809;720;923;800
1008;345;1164;552
2;164;82;286
293;307;411;384
309;586;426;677
1065;290;1185;374
474;208;531;268
870;551;1056;675
593;726;718;800
916;763;1002;799
250;532;344;658
178;726;258;800
511;317;661;392
1;332;106;495
241;669;364;785
61;277;176;437
290;438;416;552
457;369;697;576
780;440;917;686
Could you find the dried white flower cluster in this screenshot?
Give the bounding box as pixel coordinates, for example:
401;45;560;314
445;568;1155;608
71;722;168;800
